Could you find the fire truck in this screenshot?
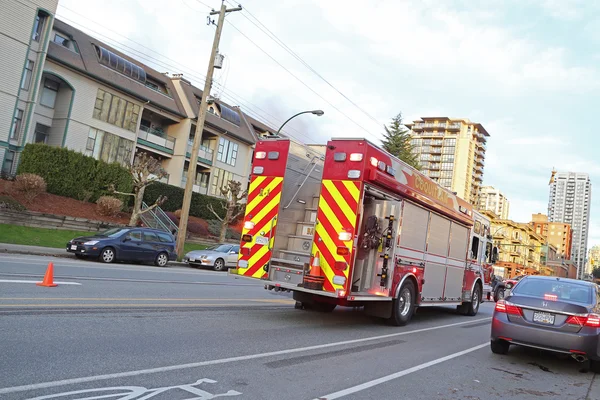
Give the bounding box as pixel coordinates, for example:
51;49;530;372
232;137;499;325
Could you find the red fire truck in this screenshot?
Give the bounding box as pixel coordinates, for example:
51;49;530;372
232;137;498;325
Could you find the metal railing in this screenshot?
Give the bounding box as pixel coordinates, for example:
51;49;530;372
187;141;214;163
138;126;176;151
139;202;179;235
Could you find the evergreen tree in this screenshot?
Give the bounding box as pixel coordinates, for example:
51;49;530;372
381;113;420;169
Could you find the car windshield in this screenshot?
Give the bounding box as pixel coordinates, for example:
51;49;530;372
96;228;130;238
206;244;232;253
512;279;593;304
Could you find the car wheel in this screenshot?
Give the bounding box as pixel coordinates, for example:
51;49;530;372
590;359;600;374
213;258;225;271
154;252;169;267
99;247;116;263
490;339;510;355
388;280;416;326
463;285;481;316
494;287;505;302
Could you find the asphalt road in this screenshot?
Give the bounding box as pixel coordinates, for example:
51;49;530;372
0;253;598;400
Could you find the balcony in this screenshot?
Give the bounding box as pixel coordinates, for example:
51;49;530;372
430;147;442;154
137;126;176;155
181;174;208;195
447;123;461;130
186;141;214;165
475;157;485;167
149;173;169;184
431;140;443;146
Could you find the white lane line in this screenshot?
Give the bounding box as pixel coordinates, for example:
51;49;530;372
315;342;489;400
0;279;81;285
0;317;491;395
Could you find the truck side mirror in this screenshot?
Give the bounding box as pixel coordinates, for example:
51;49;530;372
492;247;499;264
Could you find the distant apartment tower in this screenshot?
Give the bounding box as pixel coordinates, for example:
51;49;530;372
406;117;489;204
548;172;592;278
530;213;573;260
478;186;510;219
587;245;600;275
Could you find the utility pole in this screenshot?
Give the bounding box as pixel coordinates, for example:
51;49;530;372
176;1;242;258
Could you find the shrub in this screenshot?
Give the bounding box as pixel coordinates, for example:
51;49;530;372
207;219;241;241
187;221;209;237
173;209;182;219
96;196;123;217
17;143;132;203
143;182;227;220
165;211;179;225
0;195;26;211
14;173;46;203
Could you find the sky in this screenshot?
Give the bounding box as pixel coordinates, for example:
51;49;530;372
56;0;600;249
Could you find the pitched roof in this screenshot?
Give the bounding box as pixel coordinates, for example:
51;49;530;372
48;19;187;119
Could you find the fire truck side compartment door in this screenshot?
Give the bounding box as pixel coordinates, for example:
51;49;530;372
421;213;451;301
445;223;469;301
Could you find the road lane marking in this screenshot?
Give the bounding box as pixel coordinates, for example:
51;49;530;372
0;297;294;301
0;279;81;285
0;272;259;286
314;342;489;399
0;300;295;307
0;317;491;395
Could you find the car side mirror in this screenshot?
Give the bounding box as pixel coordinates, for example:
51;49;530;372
122;237;130;242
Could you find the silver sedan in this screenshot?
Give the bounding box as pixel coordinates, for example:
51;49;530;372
490;275;600;372
183;244;240;271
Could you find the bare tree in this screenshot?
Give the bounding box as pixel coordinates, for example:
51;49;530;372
110;151;167;226
208;180;247;243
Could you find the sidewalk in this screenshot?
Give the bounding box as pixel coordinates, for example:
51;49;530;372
0;243;187;267
588;374;599;400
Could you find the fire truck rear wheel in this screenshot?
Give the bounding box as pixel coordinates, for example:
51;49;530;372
389;280;416;326
460;284;481;316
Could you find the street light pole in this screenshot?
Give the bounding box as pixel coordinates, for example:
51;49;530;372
175;2;241;258
276;110;324;135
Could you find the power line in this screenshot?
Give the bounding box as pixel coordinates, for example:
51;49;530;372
223;0;384;129
223;19;380;142
55;7;314;142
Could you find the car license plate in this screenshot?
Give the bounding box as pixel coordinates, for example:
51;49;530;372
255;236;269;246
70;245;77;250
533;311;555;325
189;258;195;262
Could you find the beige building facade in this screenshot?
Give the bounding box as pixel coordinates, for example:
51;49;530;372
478;186;510;219
406;117;489;204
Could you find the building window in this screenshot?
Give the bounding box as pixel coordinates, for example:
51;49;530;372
85;128;134;166
21;60;34;90
40;78;60;108
10;109;23;140
94;45;146;84
2;151;16;175
442;146;455;154
34;123;50;144
211;168;234;196
93;89;140;132
144;77;169;96
216;137;238;166
32;13;46;41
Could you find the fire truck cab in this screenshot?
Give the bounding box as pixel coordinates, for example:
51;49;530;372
232;137;498;326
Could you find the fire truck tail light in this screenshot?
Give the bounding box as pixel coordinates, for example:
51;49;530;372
494;300;522;316
334;152;347;162
255;151;267;159
268;151;279;160
241;247;251;256
350;153;363;161
370;157;378;167
242;234;252;243
336;247;349;256
337;289;346;297
412;267;417;273
333;276;346;286
334;261;348;271
253;166;264;174
244;221;255;230
338;232;352;241
348;170;361;179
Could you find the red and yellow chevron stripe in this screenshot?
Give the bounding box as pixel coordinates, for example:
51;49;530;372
311;180;362;292
236;175;284;279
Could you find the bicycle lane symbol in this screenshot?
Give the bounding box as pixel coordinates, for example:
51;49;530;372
24;378;242;400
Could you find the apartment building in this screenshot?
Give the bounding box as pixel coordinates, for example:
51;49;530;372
1;0;59;174
530;213;573;260
478;186;510;219
587;245;600;275
548;172;592;278
406;117;489;204
491;219;547;278
1;8;260;199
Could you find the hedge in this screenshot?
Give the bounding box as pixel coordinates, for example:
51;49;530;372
17;143;132;203
143;181;227;220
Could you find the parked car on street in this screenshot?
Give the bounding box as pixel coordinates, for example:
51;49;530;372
183;244;240;271
490;275;600;372
67;227;177;267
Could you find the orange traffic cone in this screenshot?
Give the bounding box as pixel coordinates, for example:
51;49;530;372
310;251;321;276
36;262;58;287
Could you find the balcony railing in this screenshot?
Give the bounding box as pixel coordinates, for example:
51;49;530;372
137;126;176;153
149;173;169;184
186;141;214;165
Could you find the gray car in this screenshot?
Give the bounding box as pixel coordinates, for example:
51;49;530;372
490;275;600;372
183;244;240;271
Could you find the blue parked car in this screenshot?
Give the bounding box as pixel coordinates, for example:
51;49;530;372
67;227;177;267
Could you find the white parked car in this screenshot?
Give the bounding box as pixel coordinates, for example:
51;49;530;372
183;244;240;271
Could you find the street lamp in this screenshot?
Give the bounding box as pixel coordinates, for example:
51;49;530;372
276;110;324;135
